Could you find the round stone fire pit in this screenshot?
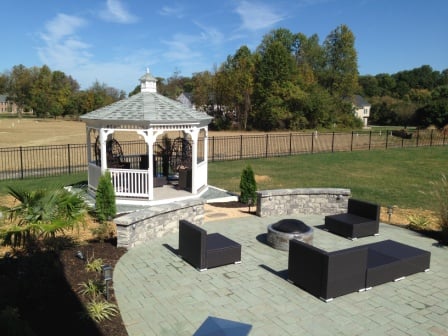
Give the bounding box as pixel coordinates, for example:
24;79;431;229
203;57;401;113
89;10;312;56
267;219;314;251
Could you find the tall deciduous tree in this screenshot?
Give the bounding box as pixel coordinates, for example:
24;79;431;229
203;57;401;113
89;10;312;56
7;65;34;117
295;33;325;87
217;46;255;130
254;39;299;130
322;24;359;97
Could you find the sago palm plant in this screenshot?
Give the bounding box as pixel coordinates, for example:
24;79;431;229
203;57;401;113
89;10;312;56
0;185;88;250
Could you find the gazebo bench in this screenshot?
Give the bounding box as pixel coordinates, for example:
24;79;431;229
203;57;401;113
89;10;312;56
178;220;241;271
324;198;380;239
288;239;430;302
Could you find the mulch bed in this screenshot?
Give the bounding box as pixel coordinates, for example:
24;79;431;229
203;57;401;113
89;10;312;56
0;239;128;336
0;209;445;336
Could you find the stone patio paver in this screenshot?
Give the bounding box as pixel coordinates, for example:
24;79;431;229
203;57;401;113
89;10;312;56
113;214;448;336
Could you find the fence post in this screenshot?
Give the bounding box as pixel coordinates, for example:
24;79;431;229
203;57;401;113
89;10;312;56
311;133;314;154
20;146;24;179
430;130;434;147
351;131;354;151
369;131;372;150
211;136;215;162
67;144;72;174
416;129;419;147
386;131;389;149
265;134;269;158
331;132;335;152
289;133;292;155
240;135;243;160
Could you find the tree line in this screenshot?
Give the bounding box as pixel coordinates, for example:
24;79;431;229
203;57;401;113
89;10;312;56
154;26;448;131
0;65;126;118
1;25;447;130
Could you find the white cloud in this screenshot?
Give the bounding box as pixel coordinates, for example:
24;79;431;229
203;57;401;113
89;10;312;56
235;1;285;31
194;21;224;46
37;14;91;69
100;0;138;24
158;4;185;18
162;34;202;62
40;13;86;42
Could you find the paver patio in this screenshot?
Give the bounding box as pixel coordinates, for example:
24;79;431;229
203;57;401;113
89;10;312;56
114;214;448;336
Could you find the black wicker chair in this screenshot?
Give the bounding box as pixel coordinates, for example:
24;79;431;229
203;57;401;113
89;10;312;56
324;198;380;239
178;220;241;271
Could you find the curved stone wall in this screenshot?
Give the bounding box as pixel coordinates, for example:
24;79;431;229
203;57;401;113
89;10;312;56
256;188;351;218
114;199;204;249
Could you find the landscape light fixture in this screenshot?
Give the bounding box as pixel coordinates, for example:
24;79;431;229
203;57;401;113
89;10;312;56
387;205;395;223
101;264;113;300
76;250;84;260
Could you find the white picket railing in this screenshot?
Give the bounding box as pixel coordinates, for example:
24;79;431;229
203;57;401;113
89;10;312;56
109;169;150;198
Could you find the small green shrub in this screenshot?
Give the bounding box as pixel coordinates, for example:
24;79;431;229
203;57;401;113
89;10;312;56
78;280;104;300
407;215;431;231
430;173;448;242
95;171;116;223
84;299;118;322
90;221;114;243
239;165;257;205
85;256;103;273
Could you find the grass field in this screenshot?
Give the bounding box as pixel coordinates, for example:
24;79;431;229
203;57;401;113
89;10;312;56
1;118;446;226
209;147;447;212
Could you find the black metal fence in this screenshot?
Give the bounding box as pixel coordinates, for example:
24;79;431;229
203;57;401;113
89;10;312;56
0;129;446;181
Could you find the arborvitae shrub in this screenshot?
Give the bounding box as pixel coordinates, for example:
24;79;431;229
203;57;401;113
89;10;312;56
95;171;116;223
239;165;257;204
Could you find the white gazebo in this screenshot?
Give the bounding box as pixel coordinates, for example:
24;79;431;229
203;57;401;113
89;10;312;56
80;69;212;205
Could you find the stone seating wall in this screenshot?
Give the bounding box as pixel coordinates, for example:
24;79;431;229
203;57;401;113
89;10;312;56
256;188;351;217
114;199;204;249
114;188;351;249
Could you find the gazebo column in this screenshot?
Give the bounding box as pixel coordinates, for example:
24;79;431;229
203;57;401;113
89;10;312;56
86;127;92;163
138;129;163;200
99;128;112;174
185;128;199;194
202;128;209;187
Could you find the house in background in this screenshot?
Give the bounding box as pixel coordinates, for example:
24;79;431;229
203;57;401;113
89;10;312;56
177;92;194;109
0;94;19;113
0;94;33;114
352;95;371;128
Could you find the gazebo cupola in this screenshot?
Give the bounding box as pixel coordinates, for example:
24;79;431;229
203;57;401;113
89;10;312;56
80;69;212;206
140;68;157;93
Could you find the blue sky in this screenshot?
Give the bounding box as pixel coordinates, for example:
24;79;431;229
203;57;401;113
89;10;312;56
1;0;447;93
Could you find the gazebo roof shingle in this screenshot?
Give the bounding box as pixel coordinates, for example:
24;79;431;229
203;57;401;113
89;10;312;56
81;91;212;127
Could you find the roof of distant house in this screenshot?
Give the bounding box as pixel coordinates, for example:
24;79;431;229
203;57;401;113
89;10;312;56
352;95;371;108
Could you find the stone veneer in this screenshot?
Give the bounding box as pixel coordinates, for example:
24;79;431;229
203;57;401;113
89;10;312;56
114;188;350;249
256;188;351;217
114;199;204;249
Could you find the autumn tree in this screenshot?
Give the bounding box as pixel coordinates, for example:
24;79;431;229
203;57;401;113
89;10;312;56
253;39;300;131
216;46;255;130
7;64;34;117
322;24;359;98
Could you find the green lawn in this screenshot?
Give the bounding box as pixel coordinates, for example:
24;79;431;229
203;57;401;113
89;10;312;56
0;147;446;212
208;147;447;211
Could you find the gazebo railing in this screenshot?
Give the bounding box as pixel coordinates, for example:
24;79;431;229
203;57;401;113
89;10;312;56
110;168;150;198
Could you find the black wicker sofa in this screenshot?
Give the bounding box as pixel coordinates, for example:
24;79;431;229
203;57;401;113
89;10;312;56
324;198;380;239
178;220;241;271
288;239;431;302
